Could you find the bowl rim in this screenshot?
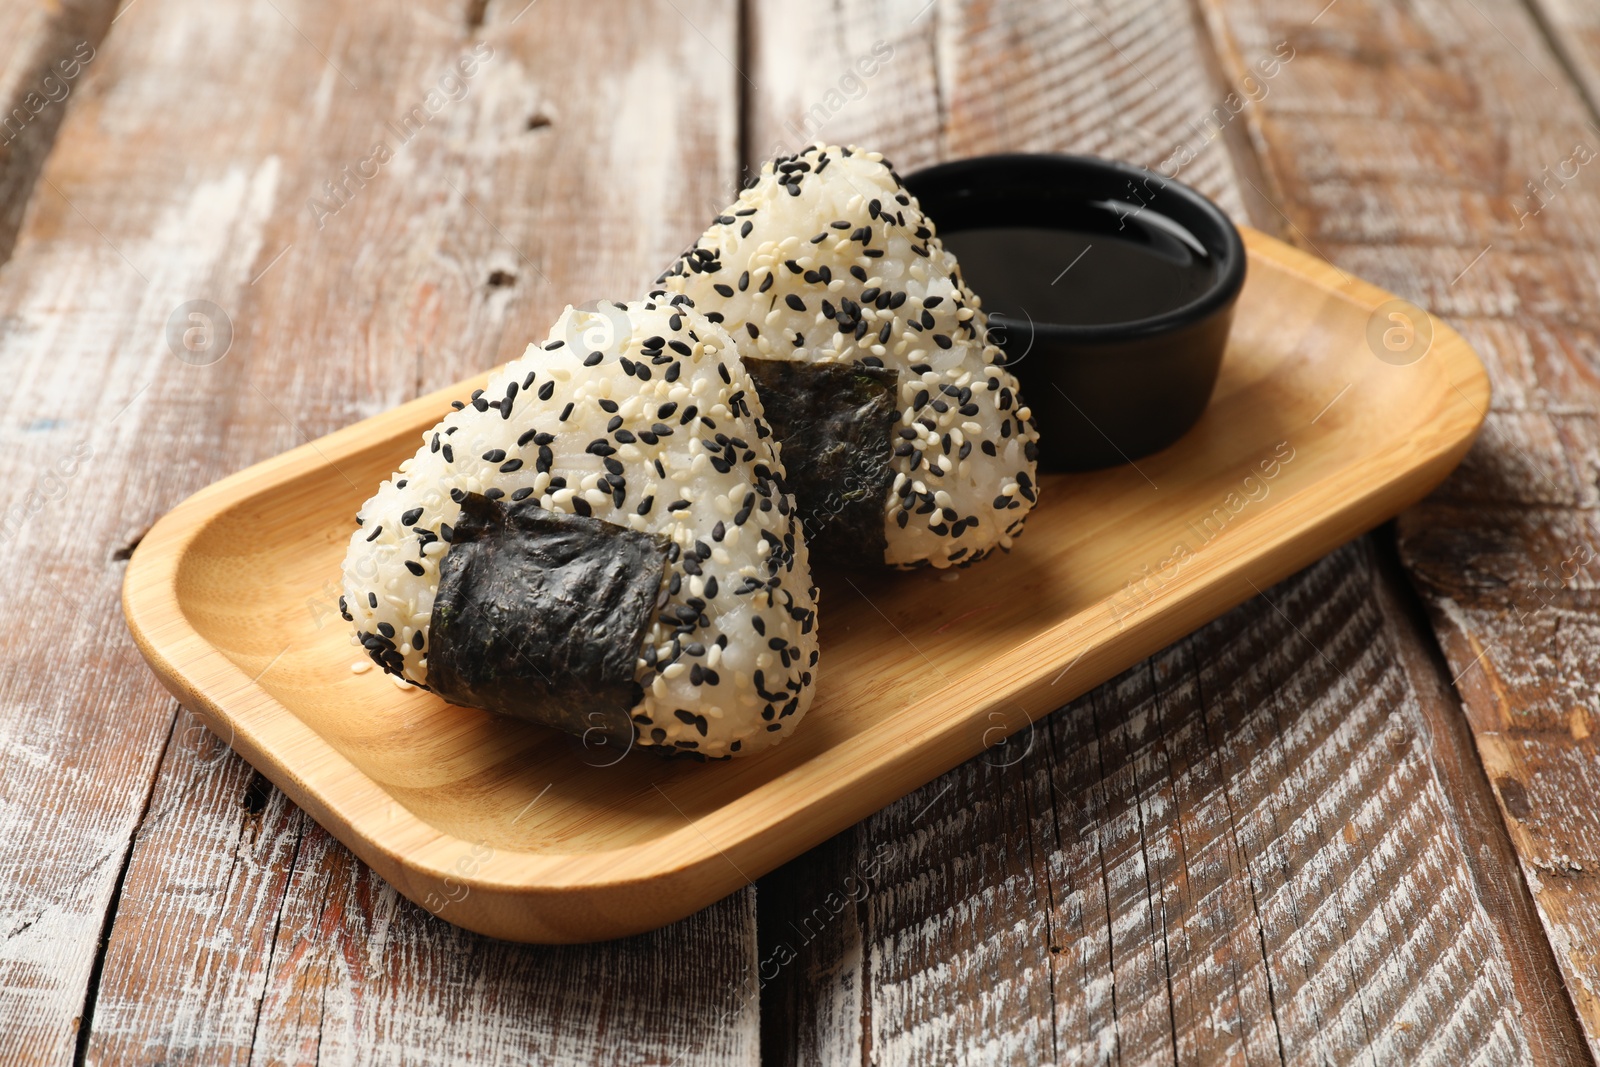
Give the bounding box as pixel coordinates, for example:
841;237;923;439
902;152;1248;343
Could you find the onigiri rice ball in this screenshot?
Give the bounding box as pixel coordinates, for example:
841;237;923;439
341;297;819;758
659;143;1041;569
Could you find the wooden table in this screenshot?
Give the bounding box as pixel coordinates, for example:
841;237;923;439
3;0;1598;1062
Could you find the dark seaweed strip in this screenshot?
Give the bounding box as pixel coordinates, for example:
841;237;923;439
744;359;897;566
428;494;670;744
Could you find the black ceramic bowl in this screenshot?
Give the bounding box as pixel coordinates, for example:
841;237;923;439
903;154;1246;472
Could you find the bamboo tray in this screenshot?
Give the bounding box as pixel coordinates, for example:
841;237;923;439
122;229;1489;943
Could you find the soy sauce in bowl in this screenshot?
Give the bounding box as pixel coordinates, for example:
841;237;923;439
903;154;1246;472
940;205;1220;328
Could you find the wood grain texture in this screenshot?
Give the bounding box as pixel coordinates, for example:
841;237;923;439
1199;0;1600;1054
763;543;1591;1067
0;0;758;1062
85;709;761;1067
744;0;1249;218
748;0;1593;1062
0;0;115;261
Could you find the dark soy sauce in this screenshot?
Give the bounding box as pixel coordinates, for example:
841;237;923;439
939;200;1218;328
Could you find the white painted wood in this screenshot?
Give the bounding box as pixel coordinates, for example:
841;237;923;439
0;0;757;1062
749;1;1594;1063
1202;0;1600;1053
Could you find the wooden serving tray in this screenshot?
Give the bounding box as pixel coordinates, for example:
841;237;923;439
122;229;1488;943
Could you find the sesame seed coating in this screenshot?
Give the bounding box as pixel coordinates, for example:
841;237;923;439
343;299;820;757
659;143;1041;569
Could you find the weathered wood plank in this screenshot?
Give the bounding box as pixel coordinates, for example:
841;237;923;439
0;0;116;260
762;546;1591;1066
744;0;1248;217
1198;0;1600;1053
749;0;1592;1062
87;712;761;1067
0;0;755;1063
